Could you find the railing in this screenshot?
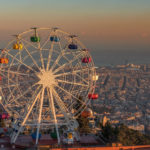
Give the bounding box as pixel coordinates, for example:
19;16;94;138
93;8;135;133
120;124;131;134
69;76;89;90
38;144;150;150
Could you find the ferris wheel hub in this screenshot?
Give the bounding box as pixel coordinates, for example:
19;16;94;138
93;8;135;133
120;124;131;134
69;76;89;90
36;69;57;87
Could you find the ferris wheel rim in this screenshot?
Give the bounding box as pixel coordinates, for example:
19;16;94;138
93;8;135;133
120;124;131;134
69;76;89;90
0;27;97;144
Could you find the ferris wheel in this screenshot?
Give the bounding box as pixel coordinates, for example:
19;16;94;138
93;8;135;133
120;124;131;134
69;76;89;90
0;27;98;144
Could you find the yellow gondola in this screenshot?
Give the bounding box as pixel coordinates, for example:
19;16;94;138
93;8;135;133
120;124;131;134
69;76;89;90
92;75;99;81
13;43;23;50
68;133;73;139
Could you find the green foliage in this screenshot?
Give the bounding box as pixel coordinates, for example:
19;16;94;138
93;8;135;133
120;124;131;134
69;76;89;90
75;96;91;133
100;121;118;142
50;128;57;139
77;116;91;133
117;124;150;146
0;119;5;128
100;123;150;146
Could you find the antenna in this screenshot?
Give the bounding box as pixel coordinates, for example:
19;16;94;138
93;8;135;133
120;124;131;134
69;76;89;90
31;27;38;36
69;35;77;38
52;27;59;32
31;27;38;30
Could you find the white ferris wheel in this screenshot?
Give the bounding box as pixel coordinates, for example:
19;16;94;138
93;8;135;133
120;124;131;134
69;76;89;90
0;27;98;144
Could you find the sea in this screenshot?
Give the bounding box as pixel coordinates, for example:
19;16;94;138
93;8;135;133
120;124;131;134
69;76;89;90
1;40;150;67
90;49;150;67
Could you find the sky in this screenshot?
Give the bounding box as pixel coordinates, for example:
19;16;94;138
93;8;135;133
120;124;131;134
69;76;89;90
0;0;150;66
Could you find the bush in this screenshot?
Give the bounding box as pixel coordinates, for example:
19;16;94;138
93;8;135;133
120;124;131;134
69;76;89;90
100;123;150;146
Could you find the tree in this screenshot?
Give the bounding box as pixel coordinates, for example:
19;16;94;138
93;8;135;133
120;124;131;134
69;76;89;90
100;121;118;142
99;123;150;146
77;116;91;134
75;96;91;134
117;124;150;146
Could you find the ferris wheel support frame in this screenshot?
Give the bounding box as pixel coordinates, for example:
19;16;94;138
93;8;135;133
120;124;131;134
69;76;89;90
35;88;45;144
0;27;97;145
11;85;42;143
49;87;60;144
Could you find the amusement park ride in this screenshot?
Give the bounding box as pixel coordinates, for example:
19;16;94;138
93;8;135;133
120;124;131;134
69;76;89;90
0;27;98;146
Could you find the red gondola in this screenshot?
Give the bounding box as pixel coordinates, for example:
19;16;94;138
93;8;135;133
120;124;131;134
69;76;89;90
81;108;93;118
82;57;91;63
2;114;6;119
6;114;9;119
0;113;9;119
3;128;7;132
88;94;98;99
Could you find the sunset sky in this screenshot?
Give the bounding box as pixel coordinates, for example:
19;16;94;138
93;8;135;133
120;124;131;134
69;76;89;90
0;0;150;65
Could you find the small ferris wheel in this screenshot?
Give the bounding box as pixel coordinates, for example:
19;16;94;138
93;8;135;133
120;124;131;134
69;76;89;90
0;27;98;144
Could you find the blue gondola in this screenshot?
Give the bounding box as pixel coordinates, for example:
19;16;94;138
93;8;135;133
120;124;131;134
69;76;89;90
50;36;60;42
68;44;78;49
31;132;41;140
51;132;57;139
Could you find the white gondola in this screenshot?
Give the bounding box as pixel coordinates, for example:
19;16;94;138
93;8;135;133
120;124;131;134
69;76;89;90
92;75;99;81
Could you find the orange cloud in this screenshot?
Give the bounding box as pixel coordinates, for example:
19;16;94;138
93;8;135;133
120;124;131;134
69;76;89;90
141;33;149;38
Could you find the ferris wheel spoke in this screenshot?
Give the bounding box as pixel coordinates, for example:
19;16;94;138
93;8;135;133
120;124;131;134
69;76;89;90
54;71;81;77
75;73;89;84
50;42;72;71
50;49;65;71
23;44;42;72
46;43;54;71
5;50;38;73
48;87;60;144
8;83;39;104
10;85;41;122
41;34;51;49
5;80;37;89
7;86;19;103
39;49;45;69
70;89;88;95
55;71;89;84
57;29;69;36
55;84;87;108
1;62;22;68
5;79;37;89
21;39;39;49
17;50;22;61
11;85;42;144
50;41;73;73
1;69;30;76
36;87;45;144
52;87;71;119
8;93;26;106
53;52;83;74
75;39;86;49
24;85;42;117
0;88;12;115
58;43;74;64
47;88;54;120
57;79;88;87
0;71;17;84
55;68;90;84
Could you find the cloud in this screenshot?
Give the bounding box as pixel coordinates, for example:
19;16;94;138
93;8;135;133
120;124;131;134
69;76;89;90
81;31;86;35
141;32;149;38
